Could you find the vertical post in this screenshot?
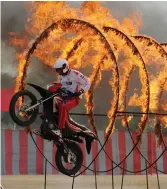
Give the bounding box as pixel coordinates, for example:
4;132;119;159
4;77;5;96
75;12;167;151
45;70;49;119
121;160;125;189
94;160;98;189
71;175;75;189
44;159;47;189
111;160;114;189
155;164;160;189
145;160;149;189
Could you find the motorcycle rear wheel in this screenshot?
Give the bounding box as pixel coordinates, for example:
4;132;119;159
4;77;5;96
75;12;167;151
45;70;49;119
9;90;39;126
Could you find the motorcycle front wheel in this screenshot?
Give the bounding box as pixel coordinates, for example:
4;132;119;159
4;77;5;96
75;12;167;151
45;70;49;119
55;141;83;176
9;90;39;126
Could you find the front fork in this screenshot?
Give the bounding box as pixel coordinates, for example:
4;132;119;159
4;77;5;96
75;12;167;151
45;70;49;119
55;139;69;154
41;118;76;163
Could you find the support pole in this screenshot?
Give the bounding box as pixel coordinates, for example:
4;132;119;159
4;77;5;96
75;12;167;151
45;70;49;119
44;159;47;189
121;160;125;189
145;160;149;189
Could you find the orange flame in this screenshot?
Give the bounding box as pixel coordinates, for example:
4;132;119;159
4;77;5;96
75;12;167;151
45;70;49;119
8;1;167;144
132;35;167;145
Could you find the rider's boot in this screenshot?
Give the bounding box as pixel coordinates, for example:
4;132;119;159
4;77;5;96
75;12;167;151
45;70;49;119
50;112;63;138
33;115;48;136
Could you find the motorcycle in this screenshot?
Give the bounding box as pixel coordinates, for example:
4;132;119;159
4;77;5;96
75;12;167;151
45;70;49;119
9;83;97;176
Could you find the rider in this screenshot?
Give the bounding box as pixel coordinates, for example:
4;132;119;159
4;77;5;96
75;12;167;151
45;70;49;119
48;58;91;138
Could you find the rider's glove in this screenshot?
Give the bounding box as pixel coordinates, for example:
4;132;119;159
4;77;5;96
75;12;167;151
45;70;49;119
59;88;69;96
45;84;53;90
74;89;84;96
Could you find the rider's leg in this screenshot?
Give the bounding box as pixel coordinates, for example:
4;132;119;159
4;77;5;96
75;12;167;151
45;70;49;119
58;97;80;130
48;96;63;137
53;96;62;113
34;96;63;137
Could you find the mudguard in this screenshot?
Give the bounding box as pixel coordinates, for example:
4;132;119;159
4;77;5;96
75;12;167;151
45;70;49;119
27;83;54;120
27;83;50;98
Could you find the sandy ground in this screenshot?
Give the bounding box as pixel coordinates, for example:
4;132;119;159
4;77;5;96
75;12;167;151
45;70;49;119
1;175;167;189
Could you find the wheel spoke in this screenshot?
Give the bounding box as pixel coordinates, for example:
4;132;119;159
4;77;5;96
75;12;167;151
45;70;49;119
62;151;77;170
14;94;34;121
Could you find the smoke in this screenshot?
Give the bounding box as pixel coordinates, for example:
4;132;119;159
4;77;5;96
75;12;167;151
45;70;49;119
1;41;17;78
1;2;26;87
1;39;56;87
1;1;27;41
104;1;167;42
1;1;56;87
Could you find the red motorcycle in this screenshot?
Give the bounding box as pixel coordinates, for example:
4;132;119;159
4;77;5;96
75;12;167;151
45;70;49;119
9;83;97;176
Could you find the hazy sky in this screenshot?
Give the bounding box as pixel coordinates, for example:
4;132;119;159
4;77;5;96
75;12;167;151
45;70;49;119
1;1;167;42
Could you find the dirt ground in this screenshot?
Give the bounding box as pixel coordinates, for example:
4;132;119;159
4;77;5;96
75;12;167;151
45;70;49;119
1;175;167;189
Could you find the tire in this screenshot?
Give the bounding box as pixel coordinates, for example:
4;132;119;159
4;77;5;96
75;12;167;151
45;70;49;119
55;141;83;176
9;90;39;126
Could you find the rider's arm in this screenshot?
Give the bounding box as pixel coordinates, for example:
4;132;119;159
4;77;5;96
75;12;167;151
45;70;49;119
76;71;91;93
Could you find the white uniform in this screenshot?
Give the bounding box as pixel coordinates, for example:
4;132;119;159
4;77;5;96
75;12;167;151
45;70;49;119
59;69;91;97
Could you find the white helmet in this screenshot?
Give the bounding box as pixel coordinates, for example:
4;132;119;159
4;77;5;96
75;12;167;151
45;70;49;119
53;58;70;73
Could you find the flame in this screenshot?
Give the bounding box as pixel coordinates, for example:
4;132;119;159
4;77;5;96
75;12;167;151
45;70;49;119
161;43;167;51
103;27;150;142
118;59;134;127
15;53;27;92
13;18;119;136
8;1;167;144
84;56;104;134
132;35;167;145
162;102;167;111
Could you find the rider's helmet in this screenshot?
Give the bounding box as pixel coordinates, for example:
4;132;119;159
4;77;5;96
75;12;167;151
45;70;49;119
53;58;70;74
